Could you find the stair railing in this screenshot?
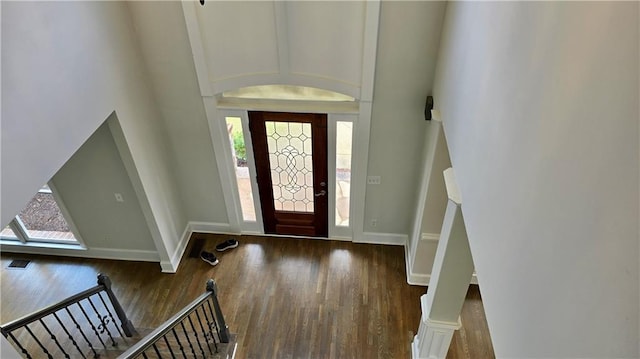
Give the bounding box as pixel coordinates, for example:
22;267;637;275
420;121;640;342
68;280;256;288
118;279;230;359
0;273;136;359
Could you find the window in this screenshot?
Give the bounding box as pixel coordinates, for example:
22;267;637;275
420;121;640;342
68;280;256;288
216;88;359;237
1;184;80;245
335;121;352;226
222;85;355;102
225;117;256;221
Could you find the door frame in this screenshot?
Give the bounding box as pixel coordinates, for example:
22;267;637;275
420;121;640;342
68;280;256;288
211;106;361;239
249;111;328;237
211;109;264;234
182;0;379;242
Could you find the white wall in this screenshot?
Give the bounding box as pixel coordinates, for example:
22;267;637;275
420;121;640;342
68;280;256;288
127;1;228;224
51;121;156;253
433;2;639;357
125;1;448;238
366;1;446;234
1;2;186;267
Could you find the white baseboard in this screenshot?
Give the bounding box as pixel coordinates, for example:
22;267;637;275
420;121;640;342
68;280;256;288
358;232;407;246
1;221;239;274
408;272;431;286
405;233;478;286
162;225;193;273
405;233;439;286
84;247;160;262
188;222;237;235
404;241;413;283
405;240;426;286
327;236;351;242
162;221;238;273
470;273;478;285
409;272;477;287
0;243;159;262
160;260;175;273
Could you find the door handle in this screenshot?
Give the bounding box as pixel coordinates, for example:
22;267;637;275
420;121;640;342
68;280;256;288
314;190;327;197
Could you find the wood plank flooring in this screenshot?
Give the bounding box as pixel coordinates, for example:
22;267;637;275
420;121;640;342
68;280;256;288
1;234;494;358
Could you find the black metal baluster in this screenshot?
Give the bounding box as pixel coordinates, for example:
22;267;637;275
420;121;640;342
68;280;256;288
7;331;33;359
204;298;221;341
96;292;124;337
65;307;99;358
194;307;214;354
152;342;163;358
179;321;197;357
142;351;149;359
206;280;230;343
53;312;87;359
38;318;70;358
87;296;116;346
76;301;107;349
97;274;137;337
23;324;53;358
201;299;218;353
162;334;177;358
0;275;135;359
186;315;206;357
171;328;187;357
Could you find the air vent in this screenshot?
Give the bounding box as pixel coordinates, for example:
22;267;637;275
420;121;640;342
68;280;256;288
8;259;30;269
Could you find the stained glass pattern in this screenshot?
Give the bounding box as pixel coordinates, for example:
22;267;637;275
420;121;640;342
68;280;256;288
266;121;314;212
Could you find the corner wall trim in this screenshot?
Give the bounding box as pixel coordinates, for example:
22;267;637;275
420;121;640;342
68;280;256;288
163;225;193;273
358;232;407;246
404;241;431;286
162;221;238;273
83;248;160;262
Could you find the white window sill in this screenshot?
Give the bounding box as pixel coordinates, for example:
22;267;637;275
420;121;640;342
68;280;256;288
0;239;86;251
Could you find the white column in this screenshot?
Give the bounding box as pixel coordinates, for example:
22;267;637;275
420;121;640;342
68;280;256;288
412;168;474;359
407;112;449;286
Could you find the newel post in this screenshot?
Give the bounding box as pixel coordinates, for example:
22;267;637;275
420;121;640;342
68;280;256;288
412;168;474;359
207;279;230;343
97;274;138;337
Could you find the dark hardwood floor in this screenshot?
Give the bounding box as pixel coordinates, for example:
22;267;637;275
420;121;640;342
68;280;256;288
1;234;493;358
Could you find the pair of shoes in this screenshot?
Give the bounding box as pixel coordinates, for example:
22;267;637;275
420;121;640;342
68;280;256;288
216;239;239;252
200;251;219;266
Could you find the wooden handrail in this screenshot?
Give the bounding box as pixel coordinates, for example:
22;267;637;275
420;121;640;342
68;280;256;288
118;279;230;358
1;274;136;359
1;274;135;337
97;273;137;337
1;286;103;335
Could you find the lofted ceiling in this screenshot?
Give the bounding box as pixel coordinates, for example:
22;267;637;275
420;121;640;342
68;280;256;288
182;1;377;100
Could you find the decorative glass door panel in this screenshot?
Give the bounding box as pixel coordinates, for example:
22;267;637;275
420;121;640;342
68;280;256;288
250;112;328;237
266;121;314;213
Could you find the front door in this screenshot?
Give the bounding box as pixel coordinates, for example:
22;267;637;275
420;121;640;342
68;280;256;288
249;111;328;237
